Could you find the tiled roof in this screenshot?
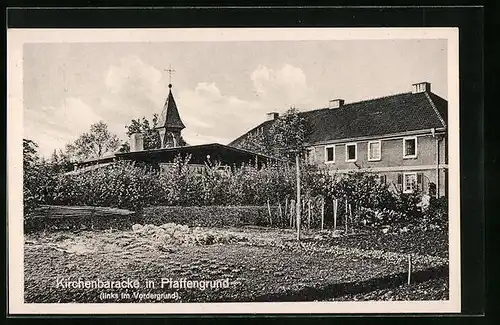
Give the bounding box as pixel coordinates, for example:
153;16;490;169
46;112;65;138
229;91;447;147
157;87;186;130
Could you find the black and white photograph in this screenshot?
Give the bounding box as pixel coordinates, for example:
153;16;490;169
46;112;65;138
7;27;460;314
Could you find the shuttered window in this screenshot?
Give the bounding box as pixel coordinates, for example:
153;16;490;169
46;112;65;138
417;173;423;191
403;172;417;193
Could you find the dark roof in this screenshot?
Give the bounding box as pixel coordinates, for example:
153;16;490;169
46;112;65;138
76;143;280;168
77;154;116;165
229;91;447;147
156;86;186;130
115;143;278;166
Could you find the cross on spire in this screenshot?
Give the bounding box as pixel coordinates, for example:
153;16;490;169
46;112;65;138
164;64;175;88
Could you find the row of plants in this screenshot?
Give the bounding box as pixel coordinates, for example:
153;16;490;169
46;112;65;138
24;153;447;229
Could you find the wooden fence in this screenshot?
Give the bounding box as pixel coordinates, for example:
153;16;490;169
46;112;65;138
264;195;359;232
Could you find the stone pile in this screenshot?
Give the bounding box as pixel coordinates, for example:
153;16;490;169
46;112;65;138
132;223;248;246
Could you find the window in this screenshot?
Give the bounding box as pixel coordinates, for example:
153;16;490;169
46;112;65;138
345;143;357;162
368;140;381;161
403;172;417;193
403;137;418;158
324;145;335;163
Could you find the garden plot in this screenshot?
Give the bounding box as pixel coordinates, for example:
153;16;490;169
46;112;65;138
24;224;448;303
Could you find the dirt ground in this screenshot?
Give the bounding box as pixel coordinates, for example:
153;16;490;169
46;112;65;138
24;225;449;303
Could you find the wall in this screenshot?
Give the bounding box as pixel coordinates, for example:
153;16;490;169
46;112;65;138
311;134;442;169
309;132;448;196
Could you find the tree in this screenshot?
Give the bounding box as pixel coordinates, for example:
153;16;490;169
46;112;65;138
235;127;272;156
65;121;120;161
233;107;310;240
125;114;161;150
268;107;309;160
125;114;189;150
23;138;57;213
118;141;131;153
235;107;309;160
23;139;39;168
50;149;59;164
49;148;74;173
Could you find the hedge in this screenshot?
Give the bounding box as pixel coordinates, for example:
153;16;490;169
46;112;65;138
24;205;283;232
24;205;139;233
24;157;447;230
139;205;277;228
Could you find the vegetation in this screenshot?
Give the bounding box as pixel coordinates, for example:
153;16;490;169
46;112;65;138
23;139;66;215
65;121;121;161
121;114;188;153
24;150;447;230
124;114;161;151
23;105;447;230
236;107;310;160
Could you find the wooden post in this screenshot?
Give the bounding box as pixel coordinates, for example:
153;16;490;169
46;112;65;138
407;254;413;285
345;199;348;233
267;199;272;227
308;199;312;229
290;200;294;228
278;199;283;226
285;197;289;227
295;153;301;241
333;199;338;231
321;197;325;231
349;203;353;234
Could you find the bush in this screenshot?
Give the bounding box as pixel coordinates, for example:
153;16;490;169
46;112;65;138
24;161;59;216
26;151;446;230
47;157;300;209
423;196;448;228
140;206;272;228
51;161;163;210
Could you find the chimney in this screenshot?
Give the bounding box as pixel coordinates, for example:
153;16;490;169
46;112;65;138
130;133;144;152
266;112;279;121
412;82;431;94
328;99;345;109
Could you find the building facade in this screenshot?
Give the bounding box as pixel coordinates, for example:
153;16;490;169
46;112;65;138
230;82;448;197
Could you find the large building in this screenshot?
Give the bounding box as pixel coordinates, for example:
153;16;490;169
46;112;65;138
230;82;448;198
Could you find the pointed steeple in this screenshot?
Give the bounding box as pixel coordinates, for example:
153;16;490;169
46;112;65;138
157;84;186;130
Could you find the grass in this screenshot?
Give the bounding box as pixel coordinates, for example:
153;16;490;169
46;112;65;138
24;226;449;303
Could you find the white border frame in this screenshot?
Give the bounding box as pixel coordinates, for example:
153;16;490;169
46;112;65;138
367;140;382;161
403;136;418;159
7;27;461;315
402;172;418;193
345;142;357;162
324;144;335;164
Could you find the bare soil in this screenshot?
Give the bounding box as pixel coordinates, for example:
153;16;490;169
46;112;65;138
24;225;448;303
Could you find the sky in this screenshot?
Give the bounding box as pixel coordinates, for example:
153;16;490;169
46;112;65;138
23;39;447;157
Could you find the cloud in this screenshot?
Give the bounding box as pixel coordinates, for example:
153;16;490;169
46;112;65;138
177;64;317;145
24;97;103;157
250;64;315;108
101;56;166;123
25;59;317;155
176;82;262;145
